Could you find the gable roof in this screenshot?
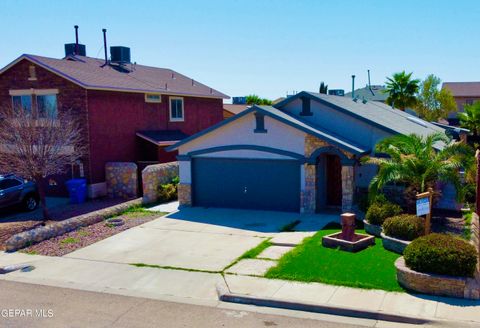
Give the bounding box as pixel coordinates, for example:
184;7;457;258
0;54;229;99
442;82;480;97
344;85;388;102
167;105;368;155
275;91;445;139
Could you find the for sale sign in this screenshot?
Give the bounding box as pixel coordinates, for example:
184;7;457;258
416;197;430;216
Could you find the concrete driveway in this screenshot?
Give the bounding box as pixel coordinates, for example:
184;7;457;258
64;207;332;271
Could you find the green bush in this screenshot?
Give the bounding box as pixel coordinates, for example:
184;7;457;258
382;214;424;241
404;233;478;277
158;183;177;202
365;201;402;226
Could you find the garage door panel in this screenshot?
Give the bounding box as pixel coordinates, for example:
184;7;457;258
192;158;300;212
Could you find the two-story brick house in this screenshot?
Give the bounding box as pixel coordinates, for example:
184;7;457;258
0;49;228;196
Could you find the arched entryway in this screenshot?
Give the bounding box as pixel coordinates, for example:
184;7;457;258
315;153;342;210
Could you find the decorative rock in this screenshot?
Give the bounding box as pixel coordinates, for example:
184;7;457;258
381;233;410;254
142;162;179;204
5;198;142;252
363;220;383;237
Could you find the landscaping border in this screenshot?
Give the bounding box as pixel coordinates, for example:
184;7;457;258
381;233;410;254
5;198;143;252
395;257;479;300
363;220;382;237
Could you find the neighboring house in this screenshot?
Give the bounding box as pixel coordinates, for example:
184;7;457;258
0;49;228;196
223;104;249;119
167;91;444;213
442;82;480;125
344;85;388;102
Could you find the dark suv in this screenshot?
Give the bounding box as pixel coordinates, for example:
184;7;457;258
0;174;39;211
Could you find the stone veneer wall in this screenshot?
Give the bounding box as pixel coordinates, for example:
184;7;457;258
395;257;479;300
142;162;179;204
105;162;138;199
302;135;355;214
178;183;192;206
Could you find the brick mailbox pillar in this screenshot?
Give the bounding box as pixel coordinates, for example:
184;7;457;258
341;213;356;241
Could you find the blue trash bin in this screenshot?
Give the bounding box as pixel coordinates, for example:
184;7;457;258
66;178;87;204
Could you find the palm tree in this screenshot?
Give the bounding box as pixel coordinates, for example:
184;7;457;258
458;101;480;138
367;132;472;204
384;71;420;110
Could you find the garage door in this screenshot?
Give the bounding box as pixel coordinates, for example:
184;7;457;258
192;158;300;212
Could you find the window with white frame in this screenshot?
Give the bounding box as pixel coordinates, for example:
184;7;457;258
169;97;184;121
10;90;58;118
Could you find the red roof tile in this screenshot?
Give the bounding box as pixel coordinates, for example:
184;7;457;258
1;54;229;99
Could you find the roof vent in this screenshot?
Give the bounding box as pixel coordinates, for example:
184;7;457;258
362;97;368;104
352;97;359;102
110;46;131;64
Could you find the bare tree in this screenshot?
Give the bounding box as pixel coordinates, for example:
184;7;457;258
0;106;86;220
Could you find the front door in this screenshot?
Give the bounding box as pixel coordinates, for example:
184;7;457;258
326;155;342;206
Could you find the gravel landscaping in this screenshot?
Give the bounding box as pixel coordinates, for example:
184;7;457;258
21;209;165;256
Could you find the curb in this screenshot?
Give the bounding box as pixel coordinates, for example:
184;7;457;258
215;284;431;325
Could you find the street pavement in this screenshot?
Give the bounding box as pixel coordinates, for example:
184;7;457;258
0;280;381;328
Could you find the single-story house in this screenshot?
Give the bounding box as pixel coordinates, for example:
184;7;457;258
167;91;445;213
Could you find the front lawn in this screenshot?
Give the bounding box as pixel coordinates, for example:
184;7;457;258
265;223;403;292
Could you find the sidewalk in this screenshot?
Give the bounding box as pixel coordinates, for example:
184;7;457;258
220;274;480;324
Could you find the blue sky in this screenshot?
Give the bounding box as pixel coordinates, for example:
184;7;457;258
1;0;479;101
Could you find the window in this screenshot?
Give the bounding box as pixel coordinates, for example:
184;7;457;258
169;97;184;121
12;95;32;114
36;94;58;118
0;178;22;191
145;93;162;103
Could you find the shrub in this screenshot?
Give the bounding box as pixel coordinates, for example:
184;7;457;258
158;183;177;202
382;214;424;241
365;201;402;226
404;233;478;277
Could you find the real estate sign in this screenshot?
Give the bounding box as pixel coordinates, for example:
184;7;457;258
416;197;430;216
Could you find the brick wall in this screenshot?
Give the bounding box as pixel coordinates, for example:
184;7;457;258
0;59;90;195
87;90;223;183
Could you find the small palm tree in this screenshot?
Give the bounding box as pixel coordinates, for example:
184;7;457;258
246;94;272;105
384;71;420;110
459;101;480;138
367;132;472;204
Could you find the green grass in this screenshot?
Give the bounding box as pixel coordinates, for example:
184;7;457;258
463;212;473;240
280;220;301;232
223;239;272;271
265;223;403;292
108;204;166;219
60;237;80;244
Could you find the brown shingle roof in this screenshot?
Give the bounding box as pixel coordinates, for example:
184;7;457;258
442;82;480;97
223;104;250;115
1;54;229;99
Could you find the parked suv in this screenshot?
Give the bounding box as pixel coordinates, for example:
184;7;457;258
0;174;39;211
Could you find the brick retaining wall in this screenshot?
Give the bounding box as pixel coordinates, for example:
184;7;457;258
142;162;179;204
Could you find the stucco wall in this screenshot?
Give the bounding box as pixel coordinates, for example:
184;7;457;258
178;113;306;157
